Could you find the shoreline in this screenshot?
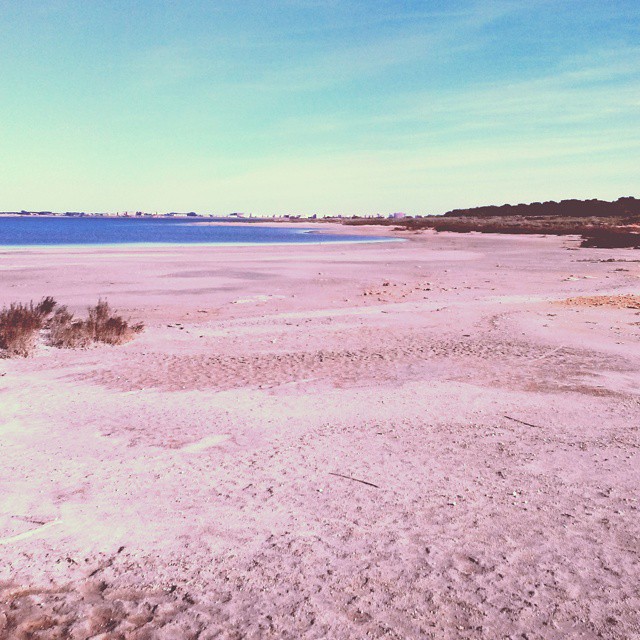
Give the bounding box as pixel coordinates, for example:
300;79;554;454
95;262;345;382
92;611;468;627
0;237;403;252
0;218;403;251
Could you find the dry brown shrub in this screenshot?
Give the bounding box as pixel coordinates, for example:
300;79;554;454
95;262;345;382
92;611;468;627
48;306;92;349
0;297;143;356
0;297;57;357
86;299;144;345
35;296;57;316
49;299;144;348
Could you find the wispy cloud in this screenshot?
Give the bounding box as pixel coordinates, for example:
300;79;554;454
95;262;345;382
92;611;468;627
251;43;640;153
123;0;539;93
238;1;537;92
402;46;640;136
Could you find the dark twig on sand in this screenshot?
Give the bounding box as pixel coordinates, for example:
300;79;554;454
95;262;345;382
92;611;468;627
328;472;380;489
504;415;543;429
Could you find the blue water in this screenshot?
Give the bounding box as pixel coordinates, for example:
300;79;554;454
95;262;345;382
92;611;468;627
0;216;390;247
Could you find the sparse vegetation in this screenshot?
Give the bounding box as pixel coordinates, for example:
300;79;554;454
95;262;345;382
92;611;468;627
48;306;91;349
342;197;640;248
0;297;56;356
344;214;640;237
0;297;144;357
86;299;144;345
579;229;640;249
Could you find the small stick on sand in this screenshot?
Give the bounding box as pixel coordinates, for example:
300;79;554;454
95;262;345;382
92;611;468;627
329;472;380;489
0;519;62;546
503;415;543;429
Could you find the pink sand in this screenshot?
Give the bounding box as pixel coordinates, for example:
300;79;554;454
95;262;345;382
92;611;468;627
1;227;639;638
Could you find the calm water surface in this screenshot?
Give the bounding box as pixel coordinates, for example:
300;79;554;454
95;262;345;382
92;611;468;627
0;217;390;247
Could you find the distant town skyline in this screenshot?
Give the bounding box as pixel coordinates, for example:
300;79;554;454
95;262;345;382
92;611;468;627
1;1;639;215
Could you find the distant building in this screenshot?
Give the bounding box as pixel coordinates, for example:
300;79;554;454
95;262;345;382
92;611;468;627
391;212;406;219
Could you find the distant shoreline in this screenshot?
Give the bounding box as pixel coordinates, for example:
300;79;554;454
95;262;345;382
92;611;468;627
3;196;639;249
2;196;637;221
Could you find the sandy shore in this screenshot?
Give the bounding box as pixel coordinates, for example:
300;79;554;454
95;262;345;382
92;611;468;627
1;228;639;639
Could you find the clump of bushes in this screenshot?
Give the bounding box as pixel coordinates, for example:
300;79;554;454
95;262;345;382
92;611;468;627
0;297;144;357
48;305;89;349
0;297;57;356
86;299;144;345
580;230;640;248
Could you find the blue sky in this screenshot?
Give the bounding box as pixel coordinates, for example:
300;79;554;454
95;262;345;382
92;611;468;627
1;0;638;215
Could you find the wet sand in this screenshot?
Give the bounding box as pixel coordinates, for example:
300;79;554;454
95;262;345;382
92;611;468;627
1;228;639;639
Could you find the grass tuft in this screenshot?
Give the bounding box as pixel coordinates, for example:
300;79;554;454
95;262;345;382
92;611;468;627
0;297;144;356
0;297;57;357
48;306;91;349
86;299;144;345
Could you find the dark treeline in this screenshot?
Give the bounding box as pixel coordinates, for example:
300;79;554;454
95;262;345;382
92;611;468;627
343;196;640;248
444;197;640;219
